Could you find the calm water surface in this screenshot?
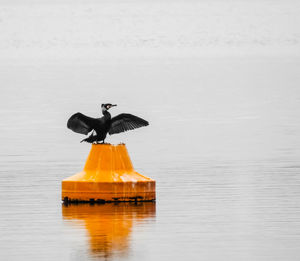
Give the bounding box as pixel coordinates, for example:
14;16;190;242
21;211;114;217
0;57;299;261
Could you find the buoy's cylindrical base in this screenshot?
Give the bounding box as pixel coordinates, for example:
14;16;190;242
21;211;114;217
62;181;156;203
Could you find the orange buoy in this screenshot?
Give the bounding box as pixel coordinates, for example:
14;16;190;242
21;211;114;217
62;144;156;203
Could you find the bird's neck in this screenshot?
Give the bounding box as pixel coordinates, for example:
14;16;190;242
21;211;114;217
102;110;111;119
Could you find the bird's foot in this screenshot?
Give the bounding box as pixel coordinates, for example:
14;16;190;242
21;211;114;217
92;141;106;144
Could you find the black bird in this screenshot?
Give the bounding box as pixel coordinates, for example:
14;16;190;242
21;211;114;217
67;103;149;143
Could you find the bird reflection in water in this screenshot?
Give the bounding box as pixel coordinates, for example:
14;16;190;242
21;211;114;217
62;202;156;259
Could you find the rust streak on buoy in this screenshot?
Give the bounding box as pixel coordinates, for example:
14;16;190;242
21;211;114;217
62;144;156;203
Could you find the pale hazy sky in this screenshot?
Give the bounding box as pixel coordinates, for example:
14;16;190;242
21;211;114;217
0;0;299;61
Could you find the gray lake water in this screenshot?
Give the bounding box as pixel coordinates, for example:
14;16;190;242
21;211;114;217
0;1;300;260
0;57;299;261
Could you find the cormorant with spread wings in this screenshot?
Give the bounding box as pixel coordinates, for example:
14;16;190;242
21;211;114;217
67;103;149;143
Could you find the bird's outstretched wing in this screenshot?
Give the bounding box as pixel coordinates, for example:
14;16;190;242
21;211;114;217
109;113;149;135
67;112;98;135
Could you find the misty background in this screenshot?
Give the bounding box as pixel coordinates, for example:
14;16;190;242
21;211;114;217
0;0;299;260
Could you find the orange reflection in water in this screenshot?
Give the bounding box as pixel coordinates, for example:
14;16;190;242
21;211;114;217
62;202;156;259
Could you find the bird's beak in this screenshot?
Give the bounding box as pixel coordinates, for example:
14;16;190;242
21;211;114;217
111;104;117;107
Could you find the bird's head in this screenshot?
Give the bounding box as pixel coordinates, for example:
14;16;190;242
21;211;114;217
101;103;117;112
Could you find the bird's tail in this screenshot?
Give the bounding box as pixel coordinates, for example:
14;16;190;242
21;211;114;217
80;137;94;143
